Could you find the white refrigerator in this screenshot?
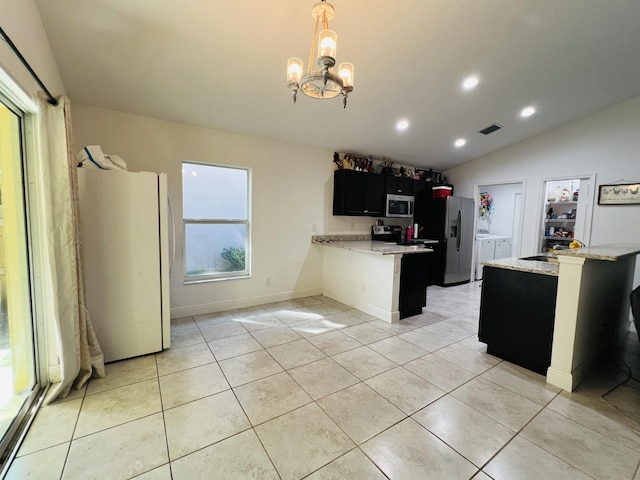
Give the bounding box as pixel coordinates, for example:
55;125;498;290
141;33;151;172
78;169;171;362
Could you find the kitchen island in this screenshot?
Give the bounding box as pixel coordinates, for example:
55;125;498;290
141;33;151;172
312;235;433;323
481;244;640;391
479;261;558;375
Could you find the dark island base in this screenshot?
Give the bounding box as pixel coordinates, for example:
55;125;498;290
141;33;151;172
478;266;558;375
399;253;429;319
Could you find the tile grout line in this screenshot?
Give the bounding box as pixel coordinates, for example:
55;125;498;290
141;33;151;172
57;379;89;480
154;353;174;479
472;389;599;479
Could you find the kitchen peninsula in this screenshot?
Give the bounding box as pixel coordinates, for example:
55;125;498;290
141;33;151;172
312;235;433;323
480;244;640;392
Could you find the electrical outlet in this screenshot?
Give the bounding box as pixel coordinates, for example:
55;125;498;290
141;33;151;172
266;277;272;286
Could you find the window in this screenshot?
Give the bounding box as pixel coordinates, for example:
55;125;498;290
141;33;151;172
182;162;250;282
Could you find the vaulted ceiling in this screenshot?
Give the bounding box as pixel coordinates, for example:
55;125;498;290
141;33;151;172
34;0;640;170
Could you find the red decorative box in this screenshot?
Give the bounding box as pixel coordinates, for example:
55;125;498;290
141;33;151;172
432;186;452;198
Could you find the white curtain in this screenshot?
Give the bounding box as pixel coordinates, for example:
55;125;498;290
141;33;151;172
35;94;105;404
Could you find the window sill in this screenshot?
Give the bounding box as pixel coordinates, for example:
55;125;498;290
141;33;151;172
183;274;251;285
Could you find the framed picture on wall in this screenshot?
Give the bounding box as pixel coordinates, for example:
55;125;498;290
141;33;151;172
597;183;640;205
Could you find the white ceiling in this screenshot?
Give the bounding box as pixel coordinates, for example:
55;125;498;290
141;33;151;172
34;0;640;171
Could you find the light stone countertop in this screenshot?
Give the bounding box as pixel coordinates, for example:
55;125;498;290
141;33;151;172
483;243;640;276
554;244;640;261
483;257;559;276
312;237;433;255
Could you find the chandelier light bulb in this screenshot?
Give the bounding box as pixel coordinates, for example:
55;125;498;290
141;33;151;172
287;58;303;83
338;63;354;87
318;30;337;59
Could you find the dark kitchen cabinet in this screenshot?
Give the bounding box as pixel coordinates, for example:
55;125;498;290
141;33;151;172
399;253;429;318
385;176;413;195
412;180;429;223
412;181;454;230
333;170;385;216
424;242;445;286
479;266;558;375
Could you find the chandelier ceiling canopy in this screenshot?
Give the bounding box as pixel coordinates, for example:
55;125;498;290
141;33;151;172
286;1;354;108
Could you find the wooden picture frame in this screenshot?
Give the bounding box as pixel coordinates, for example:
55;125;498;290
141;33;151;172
598;183;640;205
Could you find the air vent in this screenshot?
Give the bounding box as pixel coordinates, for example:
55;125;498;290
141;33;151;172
479;123;503;135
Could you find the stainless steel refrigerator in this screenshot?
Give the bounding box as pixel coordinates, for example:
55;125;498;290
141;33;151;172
419;195;474;286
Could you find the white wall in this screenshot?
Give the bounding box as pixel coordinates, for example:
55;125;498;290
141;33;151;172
71;104;341;317
446;95;640;284
0;0;66;99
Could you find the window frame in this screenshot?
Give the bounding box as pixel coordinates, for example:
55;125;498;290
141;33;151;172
182;161;251;283
0;88;45;473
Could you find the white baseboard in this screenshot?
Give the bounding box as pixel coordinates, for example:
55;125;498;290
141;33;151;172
546;367;574;391
322;287;399;323
170;287;322;318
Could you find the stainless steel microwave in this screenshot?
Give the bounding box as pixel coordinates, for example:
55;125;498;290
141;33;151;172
386;194;414;218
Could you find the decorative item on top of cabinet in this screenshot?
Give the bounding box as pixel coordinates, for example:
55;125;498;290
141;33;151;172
337;153;374;172
334;153;447;183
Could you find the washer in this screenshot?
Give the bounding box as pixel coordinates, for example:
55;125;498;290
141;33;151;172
475;234;512;279
495;237;512;259
476;237;496;280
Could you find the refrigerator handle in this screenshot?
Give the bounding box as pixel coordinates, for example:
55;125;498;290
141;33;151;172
167;195;176;277
457;210;463;251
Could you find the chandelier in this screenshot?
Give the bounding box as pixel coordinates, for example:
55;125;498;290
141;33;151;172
286;0;354;108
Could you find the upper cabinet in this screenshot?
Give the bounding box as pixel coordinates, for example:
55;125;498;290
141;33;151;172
384;176;413;195
333;170;385;216
333;168;453;218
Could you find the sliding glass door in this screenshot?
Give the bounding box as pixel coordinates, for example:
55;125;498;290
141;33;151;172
0;95;39;467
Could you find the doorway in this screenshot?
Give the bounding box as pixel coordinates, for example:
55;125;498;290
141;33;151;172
473;181;525;280
539;175;595;252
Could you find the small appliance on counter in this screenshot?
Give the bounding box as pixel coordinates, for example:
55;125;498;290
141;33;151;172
371;225;402;243
372;225;440;247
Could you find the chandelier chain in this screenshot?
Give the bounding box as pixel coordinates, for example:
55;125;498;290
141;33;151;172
308;15;321;72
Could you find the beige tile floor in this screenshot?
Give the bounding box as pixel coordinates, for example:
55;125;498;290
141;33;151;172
5;283;640;480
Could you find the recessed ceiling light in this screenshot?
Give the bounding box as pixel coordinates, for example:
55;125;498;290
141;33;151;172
454;138;467;148
396;119;410;131
520;106;536;118
462;75;480;91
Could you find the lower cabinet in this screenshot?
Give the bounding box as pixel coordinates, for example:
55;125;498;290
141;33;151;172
478;266;558;375
399;253;429;318
425;242;445;286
